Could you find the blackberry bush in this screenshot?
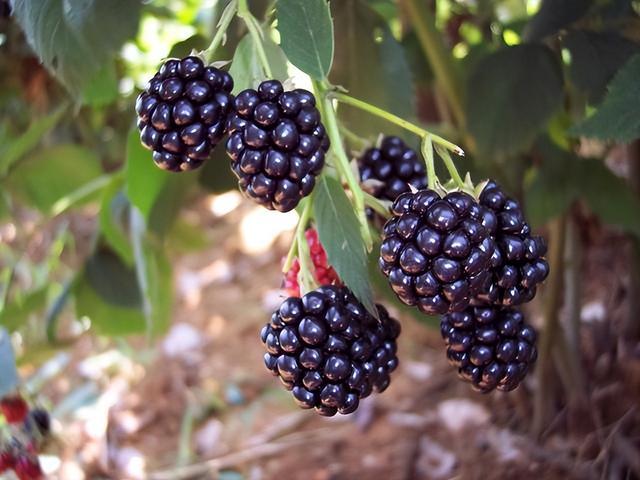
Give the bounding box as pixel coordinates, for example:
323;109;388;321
136;56;234;172
474;180;550;306
226;80;330;212
358;136;427;203
261;286;400;416
379;189;497;315
441;306;537;392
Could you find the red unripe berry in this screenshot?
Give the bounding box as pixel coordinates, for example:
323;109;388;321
0;395;29;423
0;449;15;473
13;455;43;480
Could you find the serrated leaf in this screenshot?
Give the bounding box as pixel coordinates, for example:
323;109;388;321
330;0;414;139
313;176;376;315
12;0;141;96
229;32;289;93
6;144;103;212
276;0;334;79
564;30;639;102
527;137;640;236
82;61;119;107
0;328;19;397
569;54;640;142
466;44;563;158
523;0;592;41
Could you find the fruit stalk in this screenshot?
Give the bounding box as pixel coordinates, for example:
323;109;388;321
328;91;464;156
237;0;273;78
317;86;373;250
203;0;238;62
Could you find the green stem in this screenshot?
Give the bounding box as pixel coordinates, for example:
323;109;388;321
238;0;273;78
329;92;464;156
203;0;238;63
318;87;373;250
404;0;465;127
295;199;315;294
363;192;391;218
421;136;436;190
435;144;466;190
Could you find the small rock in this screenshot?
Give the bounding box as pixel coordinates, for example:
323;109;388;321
436;398;489;433
162;323;203;359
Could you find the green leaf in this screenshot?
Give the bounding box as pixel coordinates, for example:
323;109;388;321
276;0;334;79
74;248;146;336
125;127;169;220
84;248;142;309
0;328;19;397
74;278;146;336
229;32;289;93
465;44;563;158
569;54;640;143
82;61;119;107
527;137;640;236
330;0;415;139
0;287;49;332
523;0;592;41
313;176;376;315
6;144;103;212
99;176;134;265
564;30;639;102
12;0;141;96
0;104;68;176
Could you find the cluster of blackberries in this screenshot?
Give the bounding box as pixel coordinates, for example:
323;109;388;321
262;286;400;416
0;395;50;479
441;307;537;392
375;179;547;391
283;228;340;297
136;57;329;212
358;136;427;204
226;80;329;212
136;56;234;172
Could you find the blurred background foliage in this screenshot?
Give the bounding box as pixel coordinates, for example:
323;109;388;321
1;0;640;476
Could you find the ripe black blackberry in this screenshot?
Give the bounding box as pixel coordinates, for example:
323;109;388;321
441;306;537;392
474;180;549;306
261;286;400;416
135;56;234;172
226;80;329;212
379;189;497;315
358;136;427;203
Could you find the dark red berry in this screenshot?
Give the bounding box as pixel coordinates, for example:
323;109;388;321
0;395;29;424
13;455;43;480
379;189;496;315
441;306;537;392
262;286;400;416
136;56;234;172
0;449;15;473
226;80;329;212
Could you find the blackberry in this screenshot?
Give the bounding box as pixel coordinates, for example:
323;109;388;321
358;136;427;203
226;80;329;212
474;181;549;306
136;56;234;172
26;409;50;437
441;306;537;392
378;189;497;315
261;286;400;416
